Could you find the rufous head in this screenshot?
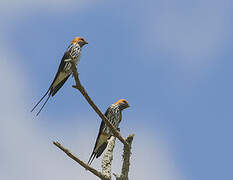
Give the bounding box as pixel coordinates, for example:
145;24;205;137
114;99;130;110
72;37;88;47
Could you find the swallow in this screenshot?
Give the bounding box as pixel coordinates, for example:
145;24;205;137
31;37;88;116
88;99;130;165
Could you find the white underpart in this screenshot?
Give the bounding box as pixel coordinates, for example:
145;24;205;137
103;104;121;134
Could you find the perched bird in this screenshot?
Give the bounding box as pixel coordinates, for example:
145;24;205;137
88;99;130;165
31;37;88;116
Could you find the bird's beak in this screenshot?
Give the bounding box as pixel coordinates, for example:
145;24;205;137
84;41;88;45
125;103;130;108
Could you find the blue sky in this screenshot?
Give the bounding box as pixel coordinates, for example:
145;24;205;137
1;0;233;179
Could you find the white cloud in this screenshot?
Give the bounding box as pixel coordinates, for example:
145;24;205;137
111;133;184;180
0;41;183;179
0;0;102;17
143;0;232;67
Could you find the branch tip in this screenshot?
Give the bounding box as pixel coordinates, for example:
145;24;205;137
53;141;110;180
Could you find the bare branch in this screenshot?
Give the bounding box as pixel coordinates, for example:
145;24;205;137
53;141;110;180
113;134;134;180
101;136;116;179
70;62;129;147
53;62;134;180
121;134;134;179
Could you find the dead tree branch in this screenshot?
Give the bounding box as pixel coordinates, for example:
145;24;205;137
113;134;134;180
53;62;134;180
102;136;116;179
70;62;129;147
53;141;110;180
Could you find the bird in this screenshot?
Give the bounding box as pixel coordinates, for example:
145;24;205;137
31;37;88;116
88;99;130;165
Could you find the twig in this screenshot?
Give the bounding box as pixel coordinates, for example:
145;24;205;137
53;141;110;180
102;136;116;179
70;62;129;147
113;134;134;180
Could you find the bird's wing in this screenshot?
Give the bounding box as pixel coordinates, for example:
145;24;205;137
51;74;70;96
49;51;71;91
88;107;111;164
31;50;72;115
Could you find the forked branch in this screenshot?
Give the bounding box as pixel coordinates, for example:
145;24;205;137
53;62;134;180
113;134;134;180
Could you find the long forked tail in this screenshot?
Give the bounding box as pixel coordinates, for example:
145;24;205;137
88;152;97;165
36;93;51;116
31;89;50;113
87;142;108;165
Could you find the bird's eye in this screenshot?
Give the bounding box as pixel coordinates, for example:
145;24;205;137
80;38;84;41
